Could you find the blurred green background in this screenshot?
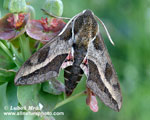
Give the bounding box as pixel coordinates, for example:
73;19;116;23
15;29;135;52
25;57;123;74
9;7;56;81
0;0;150;120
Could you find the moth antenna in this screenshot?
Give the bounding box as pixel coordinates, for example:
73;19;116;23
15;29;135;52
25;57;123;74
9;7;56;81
95;15;115;46
41;9;70;20
0;68;16;73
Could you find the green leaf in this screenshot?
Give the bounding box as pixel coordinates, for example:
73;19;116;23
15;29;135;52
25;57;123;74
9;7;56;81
42;79;65;95
3;0;10;9
36;42;43;51
19;35;31;62
52;91;85;111
0;40;21;68
10;43;24;65
0;40;13;60
24;115;55;120
17;84;41;108
6;82;18;107
0;82;5;85
0;83;23;120
17;84;64;112
0;68;15;83
0;47;15;68
24;115;41;120
9;0;27;13
43;0;63;17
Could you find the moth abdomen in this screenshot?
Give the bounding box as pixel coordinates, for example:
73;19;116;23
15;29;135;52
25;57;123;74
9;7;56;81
64;66;83;96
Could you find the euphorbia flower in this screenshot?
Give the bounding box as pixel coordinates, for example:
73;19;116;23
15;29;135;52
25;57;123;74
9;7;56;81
26;17;66;43
86;87;99;112
0;13;29;40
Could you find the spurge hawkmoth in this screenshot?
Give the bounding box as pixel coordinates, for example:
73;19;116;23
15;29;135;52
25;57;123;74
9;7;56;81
15;10;122;112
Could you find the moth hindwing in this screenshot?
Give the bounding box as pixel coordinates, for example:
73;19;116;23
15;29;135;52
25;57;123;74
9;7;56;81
15;10;122;112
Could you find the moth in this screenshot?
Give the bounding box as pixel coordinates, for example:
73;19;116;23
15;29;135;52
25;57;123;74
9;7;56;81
15;10;122;112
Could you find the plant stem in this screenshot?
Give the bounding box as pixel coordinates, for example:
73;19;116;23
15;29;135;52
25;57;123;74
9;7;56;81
52;91;86;111
0;41;20;68
0;41;12;58
19;35;31;61
36;42;42;51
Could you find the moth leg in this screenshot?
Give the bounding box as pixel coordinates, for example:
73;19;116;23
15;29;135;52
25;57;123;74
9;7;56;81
80;57;89;76
61;51;74;69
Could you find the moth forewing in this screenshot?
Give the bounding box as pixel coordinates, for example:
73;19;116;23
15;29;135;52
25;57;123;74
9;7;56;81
14;18;75;85
86;33;122;111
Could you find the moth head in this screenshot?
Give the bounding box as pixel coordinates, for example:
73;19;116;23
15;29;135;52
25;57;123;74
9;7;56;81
73;9;99;41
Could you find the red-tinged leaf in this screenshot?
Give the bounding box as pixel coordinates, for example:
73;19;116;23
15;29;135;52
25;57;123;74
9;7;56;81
86;87;99;112
0;13;29;40
89;95;99;112
26;18;66;43
50;18;66;32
